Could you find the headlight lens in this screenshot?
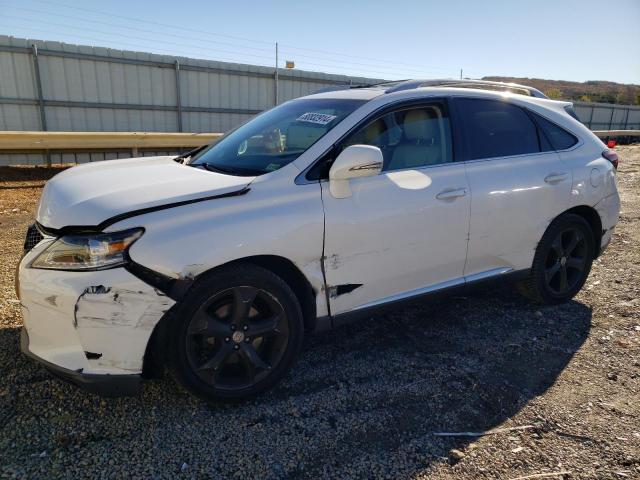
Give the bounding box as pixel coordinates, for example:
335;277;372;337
30;228;144;271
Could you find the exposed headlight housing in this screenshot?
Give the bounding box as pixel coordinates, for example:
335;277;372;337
30;228;144;271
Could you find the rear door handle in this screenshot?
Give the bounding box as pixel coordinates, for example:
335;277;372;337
436;188;467;200
544;172;569;184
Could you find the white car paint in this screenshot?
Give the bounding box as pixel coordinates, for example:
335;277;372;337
18;83;621;384
37;155;253;229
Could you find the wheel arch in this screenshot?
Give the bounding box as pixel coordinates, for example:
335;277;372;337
561;205;603;258
142;254;318;378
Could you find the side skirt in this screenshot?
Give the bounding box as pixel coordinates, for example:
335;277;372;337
317;269;530;331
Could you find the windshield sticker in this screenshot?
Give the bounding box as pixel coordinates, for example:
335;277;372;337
265;163;280;172
296;112;337;125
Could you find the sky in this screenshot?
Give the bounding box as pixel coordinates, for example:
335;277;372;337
0;0;639;84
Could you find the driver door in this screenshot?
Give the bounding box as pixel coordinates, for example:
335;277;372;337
320;100;471;316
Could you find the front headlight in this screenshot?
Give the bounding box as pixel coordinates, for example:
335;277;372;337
30;228;144;271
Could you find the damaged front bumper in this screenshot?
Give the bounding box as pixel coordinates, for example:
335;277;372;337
17;240;175;393
20;328;141;396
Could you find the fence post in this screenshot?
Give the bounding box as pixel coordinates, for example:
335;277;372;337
608;107;615;130
587;106;595;129
175;60;183;132
623;108;630;129
274;42;279;106
31;44;51;167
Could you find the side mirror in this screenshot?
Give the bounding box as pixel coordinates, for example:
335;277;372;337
329;145;383;198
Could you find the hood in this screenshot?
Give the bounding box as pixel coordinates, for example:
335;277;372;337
37;156;254;230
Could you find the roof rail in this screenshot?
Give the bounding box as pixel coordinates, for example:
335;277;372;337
384;79;549;99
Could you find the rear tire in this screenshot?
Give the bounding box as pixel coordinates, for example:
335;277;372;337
168;264;304;402
517;213;595;304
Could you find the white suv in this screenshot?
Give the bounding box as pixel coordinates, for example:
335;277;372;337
18;80;621;401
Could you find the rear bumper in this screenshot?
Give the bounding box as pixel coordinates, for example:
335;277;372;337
594;192;621;255
20;328;141;397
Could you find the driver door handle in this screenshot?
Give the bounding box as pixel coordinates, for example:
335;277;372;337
544;172;569;184
436;188;467;200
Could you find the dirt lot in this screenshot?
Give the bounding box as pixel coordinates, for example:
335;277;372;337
0;148;638;479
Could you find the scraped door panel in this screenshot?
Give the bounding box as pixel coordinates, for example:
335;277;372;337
321;164;470;315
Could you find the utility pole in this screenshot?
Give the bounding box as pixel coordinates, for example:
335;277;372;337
274;42;279;106
460;68;463;79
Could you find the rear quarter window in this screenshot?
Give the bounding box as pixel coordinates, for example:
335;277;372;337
529;111;578;151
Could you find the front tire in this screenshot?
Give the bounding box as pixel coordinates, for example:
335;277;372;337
518;213;595;304
168;264;304;401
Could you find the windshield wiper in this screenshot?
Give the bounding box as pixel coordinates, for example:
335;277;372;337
174;145;208;164
199;163;262;176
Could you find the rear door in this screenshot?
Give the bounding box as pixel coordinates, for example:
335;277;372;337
453;97;572;278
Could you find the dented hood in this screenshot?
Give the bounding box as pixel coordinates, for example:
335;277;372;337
37;156;254;230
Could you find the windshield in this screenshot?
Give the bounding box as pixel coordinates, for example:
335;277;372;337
189;98;365;175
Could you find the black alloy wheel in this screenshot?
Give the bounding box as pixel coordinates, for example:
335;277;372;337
518;213;595;304
544;227;589;295
169;264;304;401
185;286;288;390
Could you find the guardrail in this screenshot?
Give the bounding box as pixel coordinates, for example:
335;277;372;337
592;130;640;138
0;131;223;166
1;130;639;167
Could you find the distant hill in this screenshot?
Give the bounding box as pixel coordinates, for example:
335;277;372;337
482;76;640;105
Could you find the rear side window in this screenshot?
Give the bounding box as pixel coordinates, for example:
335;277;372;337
456;98;540;160
529;111;578;151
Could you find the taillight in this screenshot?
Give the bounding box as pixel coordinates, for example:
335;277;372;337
607;140;617;148
602;149;619;170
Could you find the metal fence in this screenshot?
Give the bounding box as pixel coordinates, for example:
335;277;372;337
0;35;381;165
1;35;639;166
573;102;640;130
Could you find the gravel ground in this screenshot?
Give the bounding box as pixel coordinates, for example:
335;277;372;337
0;148;638;479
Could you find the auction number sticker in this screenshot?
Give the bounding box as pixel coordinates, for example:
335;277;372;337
296;112;337;125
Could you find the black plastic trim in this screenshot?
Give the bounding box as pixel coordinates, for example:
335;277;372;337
331;269;530;329
124;261;192;301
20;329;141;397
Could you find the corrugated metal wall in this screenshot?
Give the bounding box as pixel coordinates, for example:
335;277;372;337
0;35;381;165
1;35;638;166
573;101;640;130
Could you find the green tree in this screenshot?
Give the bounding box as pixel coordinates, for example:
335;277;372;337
579;95;591;102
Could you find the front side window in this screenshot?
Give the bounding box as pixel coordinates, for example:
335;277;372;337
342;102;453;171
457;98;540;160
190;98;365;175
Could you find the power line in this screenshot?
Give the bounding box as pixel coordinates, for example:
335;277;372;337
279;43;458;73
0;19;449;79
1;3;454;77
278;50;455;77
30;0;275;45
1;15;277;63
0;23;394;78
0;3;276;54
0;23;277;67
6;0;462;77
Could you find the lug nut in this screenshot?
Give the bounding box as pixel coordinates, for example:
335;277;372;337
243;325;248;331
231;324;236;331
234;345;239;350
245;338;250;342
225;337;230;342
